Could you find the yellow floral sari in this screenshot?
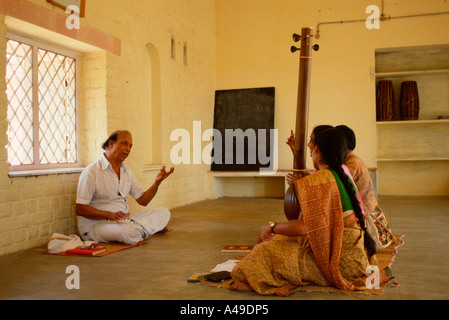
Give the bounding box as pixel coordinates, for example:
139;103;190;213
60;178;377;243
230;169;391;296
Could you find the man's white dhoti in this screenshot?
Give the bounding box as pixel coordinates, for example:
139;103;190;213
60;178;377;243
83;207;170;245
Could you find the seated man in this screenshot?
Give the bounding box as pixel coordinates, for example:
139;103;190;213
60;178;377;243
75;130;175;245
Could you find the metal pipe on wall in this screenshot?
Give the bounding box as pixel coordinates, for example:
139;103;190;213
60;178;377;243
315;0;449;39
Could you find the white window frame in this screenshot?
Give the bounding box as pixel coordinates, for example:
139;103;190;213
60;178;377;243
6;33;81;173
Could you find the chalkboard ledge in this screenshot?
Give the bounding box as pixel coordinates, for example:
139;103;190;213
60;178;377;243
206;170;292;199
207;171;289;178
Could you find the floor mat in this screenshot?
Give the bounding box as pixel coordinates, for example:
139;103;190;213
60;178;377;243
42;228;172;257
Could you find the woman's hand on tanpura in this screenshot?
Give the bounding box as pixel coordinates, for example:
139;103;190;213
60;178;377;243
286;173;298;186
286;130;295;153
286;171;310;186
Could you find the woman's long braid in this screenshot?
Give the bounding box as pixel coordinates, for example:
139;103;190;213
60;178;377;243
316;129;377;256
333;164;377;255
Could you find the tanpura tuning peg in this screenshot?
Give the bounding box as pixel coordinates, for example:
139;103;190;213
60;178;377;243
292;33;301;42
313;44;320;51
291;46;300;53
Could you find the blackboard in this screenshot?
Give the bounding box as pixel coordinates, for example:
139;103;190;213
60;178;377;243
211;87;275;171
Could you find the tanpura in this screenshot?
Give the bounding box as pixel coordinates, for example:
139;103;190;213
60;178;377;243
284;27;319;220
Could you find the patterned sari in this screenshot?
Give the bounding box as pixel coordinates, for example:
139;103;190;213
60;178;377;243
230;169;391;296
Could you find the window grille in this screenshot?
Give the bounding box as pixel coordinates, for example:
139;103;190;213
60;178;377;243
6;36;78;170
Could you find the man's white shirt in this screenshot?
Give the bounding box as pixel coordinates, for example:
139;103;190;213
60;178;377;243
76;153;145;235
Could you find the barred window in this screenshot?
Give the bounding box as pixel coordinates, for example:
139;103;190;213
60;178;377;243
6;35;79;171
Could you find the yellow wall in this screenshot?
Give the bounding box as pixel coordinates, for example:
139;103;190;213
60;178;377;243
216;0;449;170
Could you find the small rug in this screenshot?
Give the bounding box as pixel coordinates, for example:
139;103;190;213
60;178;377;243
199;235;404;296
42;228;172;257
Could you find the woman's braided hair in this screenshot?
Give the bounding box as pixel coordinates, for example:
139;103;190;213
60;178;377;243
315;128;376;255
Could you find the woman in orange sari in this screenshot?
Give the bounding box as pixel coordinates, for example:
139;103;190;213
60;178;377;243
230;128;390;296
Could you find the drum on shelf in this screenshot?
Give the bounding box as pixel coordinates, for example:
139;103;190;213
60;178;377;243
400;81;420;120
376;80;395;121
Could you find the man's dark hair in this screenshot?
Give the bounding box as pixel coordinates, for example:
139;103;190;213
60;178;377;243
336;125;356;151
101;130;131;150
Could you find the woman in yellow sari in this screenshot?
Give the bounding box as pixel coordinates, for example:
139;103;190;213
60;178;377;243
230;128;391;296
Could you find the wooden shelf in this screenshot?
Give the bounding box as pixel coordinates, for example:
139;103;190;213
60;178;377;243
377;157;449;162
376;119;449;125
376;69;449;79
375;45;449;196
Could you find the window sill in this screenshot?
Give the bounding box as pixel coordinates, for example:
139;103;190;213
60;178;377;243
8;167;84;178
